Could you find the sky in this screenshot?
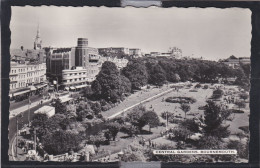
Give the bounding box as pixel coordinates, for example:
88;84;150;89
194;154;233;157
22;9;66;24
10;6;251;60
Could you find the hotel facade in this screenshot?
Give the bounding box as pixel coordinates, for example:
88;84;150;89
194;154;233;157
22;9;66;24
9;61;47;97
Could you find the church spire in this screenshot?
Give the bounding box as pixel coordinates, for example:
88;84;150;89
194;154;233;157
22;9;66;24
36;23;40;38
34;23;42;50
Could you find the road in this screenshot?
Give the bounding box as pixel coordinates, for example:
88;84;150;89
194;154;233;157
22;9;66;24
8;101;51;141
9;94;43;111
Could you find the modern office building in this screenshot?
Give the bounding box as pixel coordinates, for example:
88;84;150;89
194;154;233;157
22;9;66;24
61;67;95;90
48;47;76;82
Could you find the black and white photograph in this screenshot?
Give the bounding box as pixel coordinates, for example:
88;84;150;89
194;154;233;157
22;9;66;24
8;6;251;163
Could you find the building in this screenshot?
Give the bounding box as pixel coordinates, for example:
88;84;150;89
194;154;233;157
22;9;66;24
150;52;161;57
34;105;55;118
10;25;46;63
34;24;42;50
9;61;47;97
239;57;250;64
169;47;182;58
48;47;76;82
98;47;130;56
100;56;128;70
157;53;172;57
222;55;250;69
129;48;142;57
49;38;101;83
61;66;96;90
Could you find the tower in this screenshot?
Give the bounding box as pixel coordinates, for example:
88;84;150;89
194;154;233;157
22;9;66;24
34;24;42;50
75;38;89;67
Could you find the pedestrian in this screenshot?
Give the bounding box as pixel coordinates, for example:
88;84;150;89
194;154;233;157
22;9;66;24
148;139;151;147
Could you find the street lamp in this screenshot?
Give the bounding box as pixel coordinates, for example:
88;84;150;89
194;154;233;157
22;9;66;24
54;76;59;93
15;114;23;157
26;84;32;124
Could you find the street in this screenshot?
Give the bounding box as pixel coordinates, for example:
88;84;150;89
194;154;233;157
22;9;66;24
8;101;50;153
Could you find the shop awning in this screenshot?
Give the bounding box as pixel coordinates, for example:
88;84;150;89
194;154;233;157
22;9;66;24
29;86;37;91
35;84;47;89
12;90;30;96
75;84;88;89
60;97;73;103
65;87;70;91
70;86;76;90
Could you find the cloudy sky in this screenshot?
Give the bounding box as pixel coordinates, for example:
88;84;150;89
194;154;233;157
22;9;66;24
11;6;251;60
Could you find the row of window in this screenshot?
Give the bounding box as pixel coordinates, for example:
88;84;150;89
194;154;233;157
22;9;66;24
63;77;95;83
11;67;46;74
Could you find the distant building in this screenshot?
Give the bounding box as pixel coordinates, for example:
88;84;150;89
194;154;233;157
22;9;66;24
157;53;172;57
150;52;161;57
222;55;250;69
9;61;47;97
98;47;130;57
10;25;46;63
169;47;182;58
129;48;142;57
34;24;42;50
100;57;128;70
239;57;250;64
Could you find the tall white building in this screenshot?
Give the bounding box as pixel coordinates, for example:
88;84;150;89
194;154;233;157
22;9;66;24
9;61;47;96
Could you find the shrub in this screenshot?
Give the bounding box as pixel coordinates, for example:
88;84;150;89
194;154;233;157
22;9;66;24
203;85;209;89
211;89;224;99
195;84;202;88
232;109;244;114
168;118;182;124
238;126;249;134
165;97;196;104
198;106;206;110
101;104;112;111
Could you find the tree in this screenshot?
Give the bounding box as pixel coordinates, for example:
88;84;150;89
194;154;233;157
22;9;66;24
76;102;94;121
126;106;147;131
120;75;132;94
53;98;67;114
240;93;249;102
180;119;200;133
180;103;191;119
91;61;131;103
212;89;224;99
120;125;139;137
42;129;82;155
197;136;224;149
32;113;48;128
81;86;93;98
146;63;166;86
89;101;102;116
31;113;49;141
140;111;160;132
106;122;121;141
235;101;246;110
202;100;230;138
122;60;148;90
88;132;106;151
